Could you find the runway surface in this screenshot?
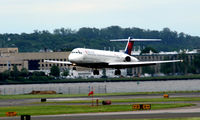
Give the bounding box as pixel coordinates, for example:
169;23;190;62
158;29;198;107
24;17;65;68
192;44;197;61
1;92;200;106
2;107;200;120
1;92;200;120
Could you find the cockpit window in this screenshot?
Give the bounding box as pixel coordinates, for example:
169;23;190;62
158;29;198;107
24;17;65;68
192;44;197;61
71;50;82;54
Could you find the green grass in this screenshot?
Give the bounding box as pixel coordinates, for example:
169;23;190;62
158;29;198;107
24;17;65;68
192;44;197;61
0;104;193;117
1;90;200;99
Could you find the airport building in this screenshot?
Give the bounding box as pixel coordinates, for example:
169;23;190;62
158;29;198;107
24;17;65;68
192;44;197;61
0;48;70;72
0;47;199;77
131;49;198;76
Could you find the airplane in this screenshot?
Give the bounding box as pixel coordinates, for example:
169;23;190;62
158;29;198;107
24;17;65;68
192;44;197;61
44;37;182;75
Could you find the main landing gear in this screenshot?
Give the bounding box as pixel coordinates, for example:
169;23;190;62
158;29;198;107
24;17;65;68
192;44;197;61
114;69;121;75
93;69;121;76
93;69;99;75
72;66;76;70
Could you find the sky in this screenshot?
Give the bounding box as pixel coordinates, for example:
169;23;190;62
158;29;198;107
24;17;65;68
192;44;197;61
0;0;200;36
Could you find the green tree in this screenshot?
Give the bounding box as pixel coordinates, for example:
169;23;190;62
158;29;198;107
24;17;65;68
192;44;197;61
20;68;29;77
50;65;60;77
0;70;10;81
11;65;19;80
178;52;189;74
32;71;46;76
142;66;155;76
141;47;158;54
161;63;174;75
62;69;69;76
2;26;200;52
160;56;174;75
193;55;200;73
102;68;107;78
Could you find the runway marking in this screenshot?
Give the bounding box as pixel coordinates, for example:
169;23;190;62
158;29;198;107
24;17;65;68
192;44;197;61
28;107;200;118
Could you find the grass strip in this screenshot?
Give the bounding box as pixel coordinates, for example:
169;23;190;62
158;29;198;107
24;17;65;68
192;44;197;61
0;104;193;117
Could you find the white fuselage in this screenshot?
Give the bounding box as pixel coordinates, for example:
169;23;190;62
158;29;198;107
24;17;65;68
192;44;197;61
44;38;181;73
68;48;138;67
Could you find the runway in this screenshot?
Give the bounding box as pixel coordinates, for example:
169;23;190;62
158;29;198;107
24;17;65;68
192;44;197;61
29;107;200;120
2;107;200;120
1;92;200;106
1;92;200;120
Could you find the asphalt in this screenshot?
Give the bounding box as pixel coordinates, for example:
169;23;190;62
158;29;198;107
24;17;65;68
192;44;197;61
2;109;200;120
1;92;200;120
1;92;200;106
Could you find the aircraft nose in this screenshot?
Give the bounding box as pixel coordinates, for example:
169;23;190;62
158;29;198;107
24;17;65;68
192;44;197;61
68;54;75;62
68;53;82;62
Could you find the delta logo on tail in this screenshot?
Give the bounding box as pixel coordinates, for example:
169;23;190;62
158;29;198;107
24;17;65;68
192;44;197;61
125;41;134;55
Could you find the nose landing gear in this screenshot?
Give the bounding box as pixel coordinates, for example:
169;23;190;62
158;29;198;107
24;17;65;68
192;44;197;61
114;69;121;75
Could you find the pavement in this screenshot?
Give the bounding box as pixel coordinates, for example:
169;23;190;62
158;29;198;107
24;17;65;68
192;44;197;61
1;92;200;120
2;107;200;120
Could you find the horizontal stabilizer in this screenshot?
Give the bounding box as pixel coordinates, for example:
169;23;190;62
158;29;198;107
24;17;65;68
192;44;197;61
110;39;161;42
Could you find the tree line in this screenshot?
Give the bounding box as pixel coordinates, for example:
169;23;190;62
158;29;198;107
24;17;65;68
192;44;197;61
0;65;68;83
0;26;200;52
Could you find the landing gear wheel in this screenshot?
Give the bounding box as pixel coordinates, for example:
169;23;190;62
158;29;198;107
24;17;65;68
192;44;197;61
72;66;76;70
93;70;99;75
115;69;121;75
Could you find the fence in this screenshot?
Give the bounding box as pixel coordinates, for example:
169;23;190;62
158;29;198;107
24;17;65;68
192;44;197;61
0;85;107;95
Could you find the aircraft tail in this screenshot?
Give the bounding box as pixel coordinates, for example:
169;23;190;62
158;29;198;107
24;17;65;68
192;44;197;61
110;37;161;55
124;37;134;55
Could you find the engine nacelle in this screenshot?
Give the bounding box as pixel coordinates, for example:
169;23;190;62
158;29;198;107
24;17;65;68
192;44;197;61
125;56;131;62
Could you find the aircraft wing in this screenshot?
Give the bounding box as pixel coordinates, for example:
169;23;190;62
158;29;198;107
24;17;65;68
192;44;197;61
109;60;183;67
44;60;72;65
